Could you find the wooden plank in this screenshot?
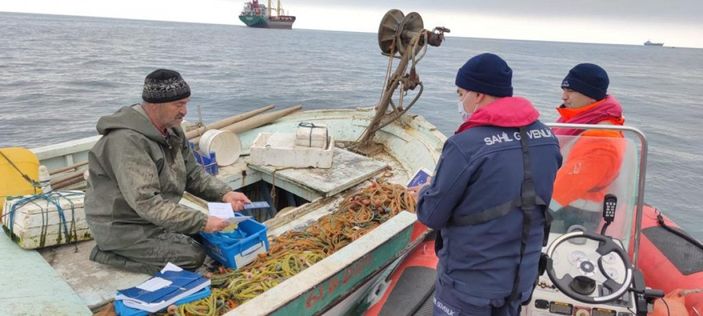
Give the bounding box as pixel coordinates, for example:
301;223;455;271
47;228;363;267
257;173;324;202
39;240;151;310
0;232;91;315
49;161;88;175
248;148;388;197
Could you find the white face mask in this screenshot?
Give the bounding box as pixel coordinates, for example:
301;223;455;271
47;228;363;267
457;93;471;121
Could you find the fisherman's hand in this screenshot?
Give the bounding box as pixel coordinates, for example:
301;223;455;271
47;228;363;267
204;216;230;232
222;191;251;211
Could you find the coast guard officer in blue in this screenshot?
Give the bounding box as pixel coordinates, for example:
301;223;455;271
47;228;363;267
413;53;562;315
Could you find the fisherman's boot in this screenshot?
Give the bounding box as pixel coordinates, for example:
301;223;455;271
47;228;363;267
89;245;159;275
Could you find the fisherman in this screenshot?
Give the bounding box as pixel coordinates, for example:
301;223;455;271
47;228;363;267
550;63;626;233
85;69;250;274
412;53;562;316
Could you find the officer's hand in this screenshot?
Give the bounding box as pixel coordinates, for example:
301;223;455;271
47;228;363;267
222;191;251;211
407;176;431;199
407;186;422;199
204;216;230;232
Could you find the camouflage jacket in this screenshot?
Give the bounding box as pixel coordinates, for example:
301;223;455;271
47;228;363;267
85;105;230;250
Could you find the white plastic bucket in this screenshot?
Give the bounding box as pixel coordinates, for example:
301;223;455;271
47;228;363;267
198;129;241;166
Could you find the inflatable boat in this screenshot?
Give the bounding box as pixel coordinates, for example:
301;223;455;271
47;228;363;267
359;123;703;316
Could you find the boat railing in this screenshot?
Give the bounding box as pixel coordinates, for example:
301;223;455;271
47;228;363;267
546;123;648;268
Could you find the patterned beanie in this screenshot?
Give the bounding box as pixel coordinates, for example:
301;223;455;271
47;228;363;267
455;53;513;97
142;69;191;103
561;63;609;101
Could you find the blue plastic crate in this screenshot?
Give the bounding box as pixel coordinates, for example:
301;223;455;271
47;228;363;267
114;287;211;316
200;156;218;175
200;214;270;269
189;142;218;175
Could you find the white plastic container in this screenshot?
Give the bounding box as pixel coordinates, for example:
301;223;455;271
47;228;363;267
250;132;334;168
198;129;241;166
2;191;90;249
295;123;329;148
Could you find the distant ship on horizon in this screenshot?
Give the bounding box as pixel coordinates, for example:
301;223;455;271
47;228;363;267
239;0;296;29
644;40;664;47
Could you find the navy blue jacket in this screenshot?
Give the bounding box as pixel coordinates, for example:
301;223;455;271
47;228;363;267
417;97;562;300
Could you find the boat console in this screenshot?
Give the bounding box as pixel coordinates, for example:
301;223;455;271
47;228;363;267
523;125;663;316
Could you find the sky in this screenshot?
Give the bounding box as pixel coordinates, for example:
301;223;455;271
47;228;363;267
2;0;702;48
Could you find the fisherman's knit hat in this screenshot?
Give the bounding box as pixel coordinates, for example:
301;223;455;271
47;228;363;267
561;63;609;101
142;69;191;103
455;53;513;97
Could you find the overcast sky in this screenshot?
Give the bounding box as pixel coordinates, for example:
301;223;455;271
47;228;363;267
3;0;702;48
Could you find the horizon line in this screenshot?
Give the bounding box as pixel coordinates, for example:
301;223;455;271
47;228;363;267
1;10;698;49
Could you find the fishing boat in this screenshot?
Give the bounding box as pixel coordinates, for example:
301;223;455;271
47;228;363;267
644;40;664;47
239;0;296;29
358;124;703;316
1;107;443;315
0;10;451;315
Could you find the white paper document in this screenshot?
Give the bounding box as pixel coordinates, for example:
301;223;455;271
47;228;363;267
161;262;183;273
208;202;234;219
208;202;252;223
135;277;172;292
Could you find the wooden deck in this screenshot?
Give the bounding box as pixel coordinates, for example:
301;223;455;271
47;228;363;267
0;231;91;315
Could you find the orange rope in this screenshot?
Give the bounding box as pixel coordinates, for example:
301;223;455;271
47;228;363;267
174;180;415;315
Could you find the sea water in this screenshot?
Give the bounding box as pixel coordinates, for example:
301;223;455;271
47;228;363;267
1;12;702;238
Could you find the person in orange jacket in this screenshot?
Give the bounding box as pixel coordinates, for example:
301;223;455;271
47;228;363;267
550;63;626;233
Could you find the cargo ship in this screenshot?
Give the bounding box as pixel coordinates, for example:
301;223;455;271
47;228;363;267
239;0;296;29
644;40;664;46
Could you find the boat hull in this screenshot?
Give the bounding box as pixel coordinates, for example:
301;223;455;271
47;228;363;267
362;237;437;316
230;215;429;315
634;205;703;315
239;15;295;29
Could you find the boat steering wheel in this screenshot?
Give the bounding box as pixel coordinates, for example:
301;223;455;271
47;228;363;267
545;231;634;304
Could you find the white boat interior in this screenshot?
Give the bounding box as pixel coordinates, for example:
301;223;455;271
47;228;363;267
1;107;446;315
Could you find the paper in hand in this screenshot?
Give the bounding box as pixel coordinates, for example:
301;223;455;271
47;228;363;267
208;202;252;223
208;202;234;219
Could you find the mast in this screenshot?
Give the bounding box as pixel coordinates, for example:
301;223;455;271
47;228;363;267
277;0;281;16
267;0;271;17
252;0;259;15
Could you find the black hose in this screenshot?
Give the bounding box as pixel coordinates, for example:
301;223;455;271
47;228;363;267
661;297;671;316
655;208;703;250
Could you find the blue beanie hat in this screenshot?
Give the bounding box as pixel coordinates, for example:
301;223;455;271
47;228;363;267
561;63;609;101
455;53;513;97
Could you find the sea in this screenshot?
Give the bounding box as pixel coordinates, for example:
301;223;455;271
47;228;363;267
1;12;702;239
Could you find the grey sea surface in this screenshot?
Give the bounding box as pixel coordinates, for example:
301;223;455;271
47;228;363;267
1;12;702;238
